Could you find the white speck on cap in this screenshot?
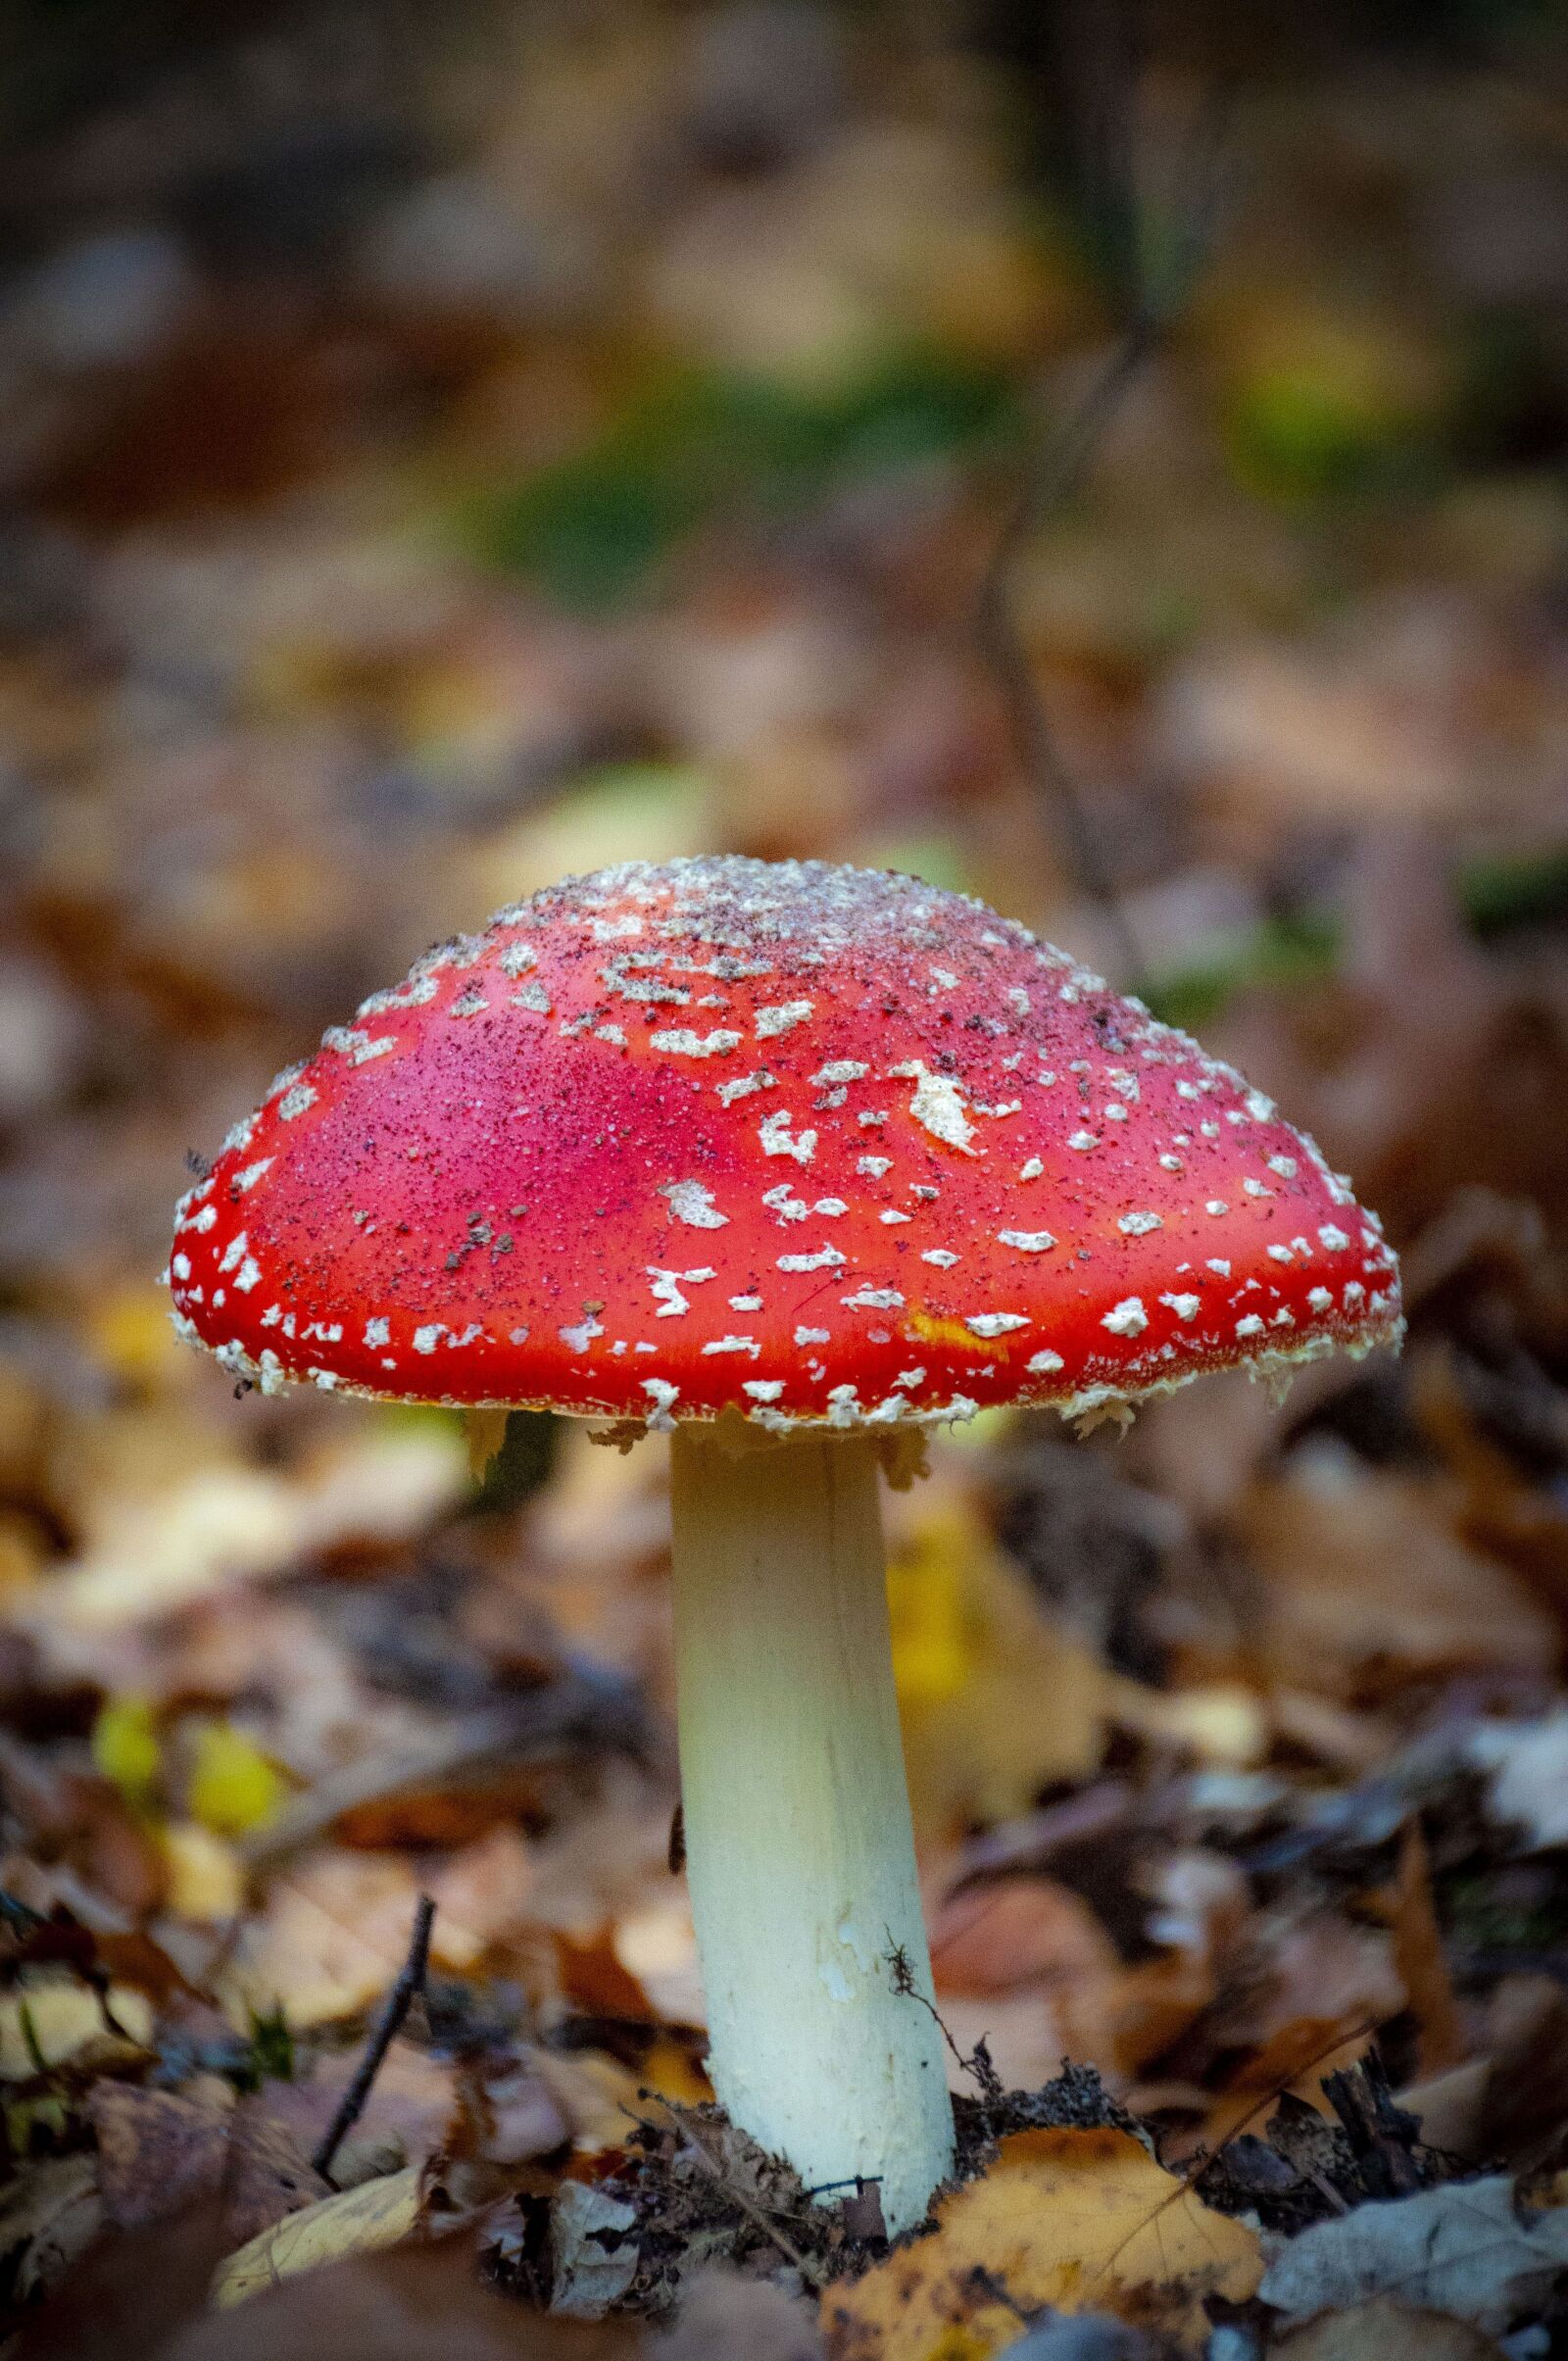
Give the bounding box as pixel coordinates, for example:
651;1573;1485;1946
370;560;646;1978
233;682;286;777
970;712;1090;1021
794;1326;830;1346
651;1028;743;1058
659;1179;728;1229
1235;1312;1265;1338
744;1380;784;1402
778;1245;845;1272
278;1084;317;1121
967;1311;1029;1337
1118;1211;1163;1236
1102;1297;1149;1338
844;1286;904;1311
364;1317;390;1349
755;1000;813;1038
1159;1293;1200;1321
716;1069;774;1106
998;1229;1055;1253
892;1061;975;1154
921;1248;959;1268
1028;1349;1064;1373
760;1110;816;1163
649;1267;715;1317
1319;1225;1350;1251
1068;1131;1098;1152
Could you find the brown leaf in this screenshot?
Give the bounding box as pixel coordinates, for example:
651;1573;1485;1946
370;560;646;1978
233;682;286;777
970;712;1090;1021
89;2084;231;2233
1271;2296;1505;2359
554;1927;657;2024
89;2079;331;2245
1369;1823;1466;2076
22;2216;643;2360
929;1874;1117;2001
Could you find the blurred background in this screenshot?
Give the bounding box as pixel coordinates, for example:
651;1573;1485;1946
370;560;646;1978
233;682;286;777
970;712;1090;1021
2;0;1568;2294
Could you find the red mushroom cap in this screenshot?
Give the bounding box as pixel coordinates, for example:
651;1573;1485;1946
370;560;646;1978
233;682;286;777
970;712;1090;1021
168;859;1401;1432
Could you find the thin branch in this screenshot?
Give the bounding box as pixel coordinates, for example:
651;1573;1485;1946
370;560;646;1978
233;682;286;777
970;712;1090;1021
311;1895;435;2183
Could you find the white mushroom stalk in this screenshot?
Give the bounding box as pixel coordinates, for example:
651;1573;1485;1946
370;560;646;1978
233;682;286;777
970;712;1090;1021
669;1422;955;2234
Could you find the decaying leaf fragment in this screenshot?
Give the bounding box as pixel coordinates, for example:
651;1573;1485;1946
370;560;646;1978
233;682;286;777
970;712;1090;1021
550;2182;640;2319
1259;2175;1568;2337
821;2126;1260;2357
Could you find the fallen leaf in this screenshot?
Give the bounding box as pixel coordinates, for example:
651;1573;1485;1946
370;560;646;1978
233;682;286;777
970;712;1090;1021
219;1832;534;2027
555;1925;658;2022
1370;1823;1466;2075
0;1975;153;2079
822;2126;1261;2357
653;2268;823;2359
0;2155;103;2307
1242;1446;1556;1693
929;1875;1117;2001
550;2181;640;2319
163;1821;246;1921
890;1496;1111;1833
1270;2297;1505;2359
89;2083;231;2231
23;2216;643;2359
1258;2175;1568;2336
212;2164;423;2307
186;1720;287;1838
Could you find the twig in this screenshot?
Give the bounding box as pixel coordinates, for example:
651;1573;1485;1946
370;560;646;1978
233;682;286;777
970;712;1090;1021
311;1895;435;2183
632;2092;821;2288
884;1931;1004;2108
974;45;1230;995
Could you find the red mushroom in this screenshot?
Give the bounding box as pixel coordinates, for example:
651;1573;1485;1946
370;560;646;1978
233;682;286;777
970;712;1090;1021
169;858;1401;2229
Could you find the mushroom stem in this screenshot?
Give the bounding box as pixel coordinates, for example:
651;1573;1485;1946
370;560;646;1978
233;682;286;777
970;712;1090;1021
669;1423;955;2234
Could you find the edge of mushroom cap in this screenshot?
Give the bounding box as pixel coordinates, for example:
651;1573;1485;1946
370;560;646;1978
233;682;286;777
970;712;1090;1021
178;1304;1403;1440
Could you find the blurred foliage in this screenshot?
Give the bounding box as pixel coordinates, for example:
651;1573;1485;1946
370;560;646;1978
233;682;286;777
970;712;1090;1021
472;353;1019;607
187;1719;287;1839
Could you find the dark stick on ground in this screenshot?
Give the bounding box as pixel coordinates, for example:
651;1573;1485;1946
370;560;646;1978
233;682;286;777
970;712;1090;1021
974;35;1230;996
311;1894;435;2183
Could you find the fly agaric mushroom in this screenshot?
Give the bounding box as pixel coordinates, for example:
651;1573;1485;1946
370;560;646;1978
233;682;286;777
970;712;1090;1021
168;858;1401;2231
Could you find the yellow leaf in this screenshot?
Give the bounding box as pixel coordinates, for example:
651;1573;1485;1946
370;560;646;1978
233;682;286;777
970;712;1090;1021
0;1980;153;2081
163;1820;245;1921
213;2164;422;2307
889;1495;1111;1833
188;1720;286;1838
90;1695;161;1808
822;2126;1261;2358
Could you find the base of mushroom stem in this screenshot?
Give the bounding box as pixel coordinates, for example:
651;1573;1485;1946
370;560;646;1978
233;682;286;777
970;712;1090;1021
668;1420;956;2236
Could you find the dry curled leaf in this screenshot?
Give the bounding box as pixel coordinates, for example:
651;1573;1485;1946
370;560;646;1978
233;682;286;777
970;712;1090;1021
822;2126;1260;2358
212;2164;424;2308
